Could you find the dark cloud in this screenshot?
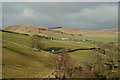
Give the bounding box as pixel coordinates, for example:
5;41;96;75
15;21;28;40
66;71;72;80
2;2;118;30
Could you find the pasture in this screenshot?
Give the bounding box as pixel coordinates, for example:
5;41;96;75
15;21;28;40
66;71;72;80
2;30;119;78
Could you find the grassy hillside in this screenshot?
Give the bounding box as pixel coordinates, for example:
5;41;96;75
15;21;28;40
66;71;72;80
50;28;118;42
2;31;96;49
2;30;98;78
53;28;118;35
2;29;119;78
4;24;118;43
44;32;118;42
2;47;51;78
2;37;52;78
4;24;48;33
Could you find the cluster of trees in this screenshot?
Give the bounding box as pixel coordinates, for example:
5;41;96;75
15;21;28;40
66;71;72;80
47;49;75;78
1;29;29;36
61;38;92;42
31;34;57;40
49;27;62;29
30;35;45;51
47;50;105;78
89;41;119;78
47;41;119;78
30;34;119;78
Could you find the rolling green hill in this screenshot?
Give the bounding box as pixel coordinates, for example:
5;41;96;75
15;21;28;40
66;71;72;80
4;25;118;43
2;28;119;78
1;30;98;78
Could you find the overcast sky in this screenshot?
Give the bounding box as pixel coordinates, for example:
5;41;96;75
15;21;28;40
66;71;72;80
2;0;120;2
2;2;118;30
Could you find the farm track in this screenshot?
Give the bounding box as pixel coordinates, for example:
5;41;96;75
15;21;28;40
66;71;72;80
0;39;105;55
0;39;51;55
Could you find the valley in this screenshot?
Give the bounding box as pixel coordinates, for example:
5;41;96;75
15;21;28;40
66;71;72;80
1;25;119;78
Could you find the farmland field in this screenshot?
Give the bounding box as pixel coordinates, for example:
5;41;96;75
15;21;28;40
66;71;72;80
1;28;119;78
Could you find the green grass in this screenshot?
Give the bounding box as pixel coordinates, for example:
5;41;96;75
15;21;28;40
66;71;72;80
2;31;98;78
43;32;118;42
2;32;31;47
2;32;96;49
2;39;53;78
2;48;52;78
2;31;117;78
44;33;78;39
80;33;118;42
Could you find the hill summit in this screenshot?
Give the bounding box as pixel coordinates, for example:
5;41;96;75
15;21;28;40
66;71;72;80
4;24;48;33
3;24;118;35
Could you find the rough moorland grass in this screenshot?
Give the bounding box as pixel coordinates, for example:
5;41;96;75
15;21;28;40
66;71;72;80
2;41;50;63
2;46;29;56
81;33;118;42
2;32;31;47
2;31;110;78
2;41;52;78
44;32;118;42
2;32;96;49
2;48;52;78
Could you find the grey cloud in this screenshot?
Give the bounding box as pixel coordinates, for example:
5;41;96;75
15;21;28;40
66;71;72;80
2;2;118;30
